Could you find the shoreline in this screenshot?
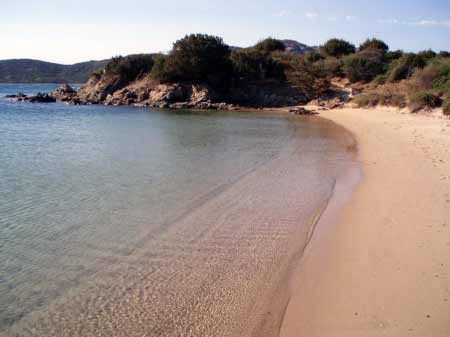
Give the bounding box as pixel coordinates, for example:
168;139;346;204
280;107;450;337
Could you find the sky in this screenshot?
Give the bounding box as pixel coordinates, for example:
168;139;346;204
1;0;449;64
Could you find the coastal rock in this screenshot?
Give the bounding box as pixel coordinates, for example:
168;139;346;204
77;74;126;104
169;102;190;109
190;84;216;105
289;107;313;115
149;84;187;105
324;97;344;109
26;93;56;103
50;84;76;102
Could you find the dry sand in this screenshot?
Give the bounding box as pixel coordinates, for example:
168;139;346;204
280;107;450;337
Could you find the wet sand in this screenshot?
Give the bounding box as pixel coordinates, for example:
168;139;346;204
281;108;450;337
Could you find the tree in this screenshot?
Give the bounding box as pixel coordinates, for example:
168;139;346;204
321;39;356;57
152;34;232;88
359;38;389;52
104;54;154;83
254;38;286;53
387;53;426;82
343;49;386;83
231;49;285;81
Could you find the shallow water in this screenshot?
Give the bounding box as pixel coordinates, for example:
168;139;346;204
0;84;355;336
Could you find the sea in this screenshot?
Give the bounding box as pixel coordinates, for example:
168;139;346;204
0;84;356;337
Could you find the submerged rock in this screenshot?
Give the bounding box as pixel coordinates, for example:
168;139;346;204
28;93;56;103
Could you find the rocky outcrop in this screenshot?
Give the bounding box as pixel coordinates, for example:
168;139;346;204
8;73;308;111
50;84;77;102
7;92;56;103
77;74;126;104
289;107;314;115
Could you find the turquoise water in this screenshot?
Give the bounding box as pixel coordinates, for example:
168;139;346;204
0;85;355;336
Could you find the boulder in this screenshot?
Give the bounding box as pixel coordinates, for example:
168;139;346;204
324;97;344;109
169;102;190;109
149;84;187;105
289;107;313;115
50;84;76;102
27;93;56;103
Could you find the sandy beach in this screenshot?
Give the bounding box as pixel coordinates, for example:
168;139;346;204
281;107;450;337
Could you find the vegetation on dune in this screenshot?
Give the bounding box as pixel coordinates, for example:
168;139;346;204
343;49;386;83
387;53;427;82
408;91;442;112
443;98;450;115
321;39;356;58
354;90;407;108
254;38;286;53
359;38;389;52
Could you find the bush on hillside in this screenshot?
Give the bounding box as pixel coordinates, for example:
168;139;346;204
387;53;426;82
231;48;285;81
150;55;172;83
443;97;450;115
321;39;356;57
353;91;406;108
418;50;437;62
385;50;404;62
408;91;441;112
372;74;388;85
316;57;343;78
343;49;386;83
105;54;155;83
254;38;286;53
431;62;450;93
284;56;330;99
303;50;324;63
151;34;232;88
359;38;389;52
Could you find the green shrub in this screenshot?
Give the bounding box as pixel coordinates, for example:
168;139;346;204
432;63;450;93
359;38;389;52
353;91;406;108
314;57;343;78
321;39;356;57
387;53;426;82
389;93;407;108
150;55;171;83
151;34;232;88
303;50;324;63
231;49;285;81
372;74;387;85
343;49;385;82
104;54;154;83
418;50;437;62
443;98;450;115
353;93;383;107
439;51;450;58
385;50;404;62
254;38;286;53
409;91;442;112
284;56;330;99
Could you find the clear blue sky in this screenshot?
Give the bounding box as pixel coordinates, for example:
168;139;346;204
1;0;449;64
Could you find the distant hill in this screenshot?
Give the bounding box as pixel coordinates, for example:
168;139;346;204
0;40;313;84
0;59;109;83
281;40;316;54
231;40;314;54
